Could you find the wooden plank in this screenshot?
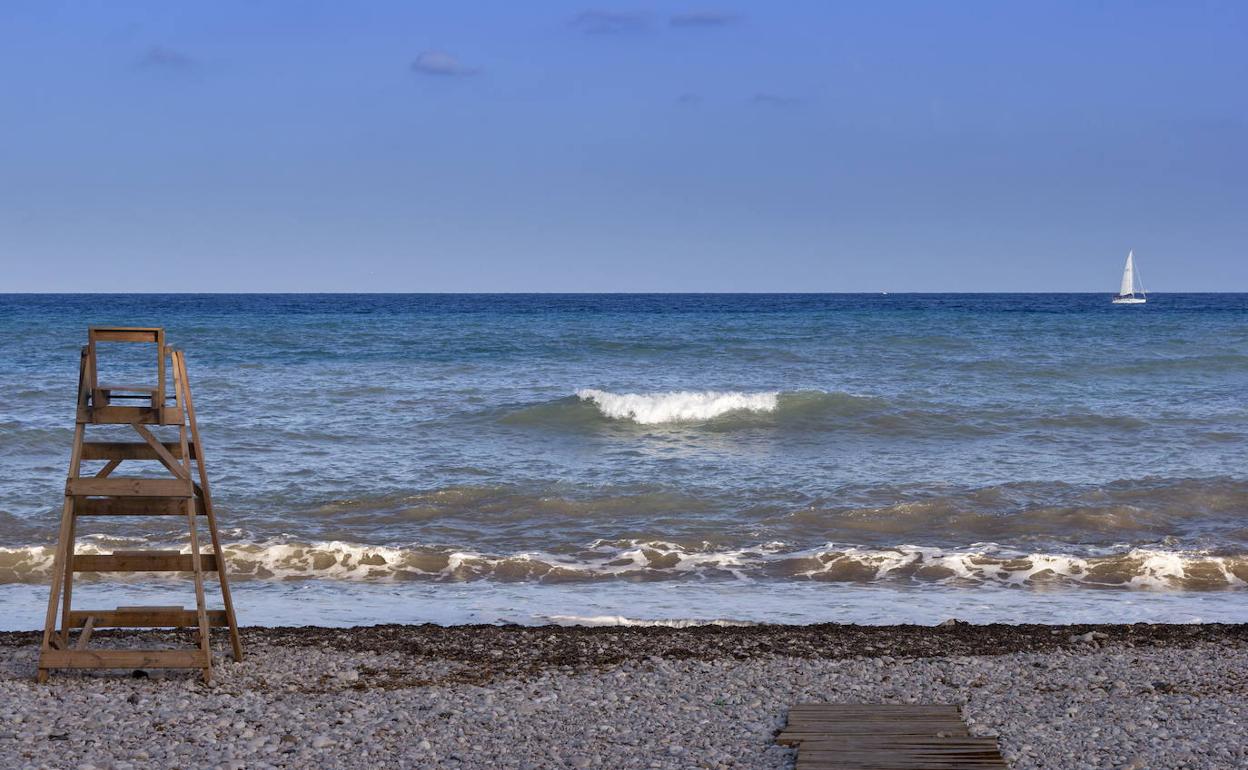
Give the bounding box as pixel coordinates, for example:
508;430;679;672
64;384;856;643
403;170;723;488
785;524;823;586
98;383;160;395
779;724;969;739
98;393;157;403
784;714;968;725
800;745;1001;753
777;726;970;745
788;704;962;713
783;718;968;723
77;345;91;411
75;616;96;649
66;608;229;628
798;758;1007;770
80;405;182;425
88;327;162;343
66;478;192;498
798;757;1006;765
73;552;219;572
176;349;244;664
782;718;969;729
130;423;190;479
57;507;78;648
81;441;193;461
39;648;206;669
74;497;204;516
784;717;970;727
788;706;963;720
86;335;100;408
39;422;83;674
796;761;1007;770
798;737;1003;751
156;329;166;410
777;703;1008;769
793;747;1005;766
93;459;122;478
170;348;214;683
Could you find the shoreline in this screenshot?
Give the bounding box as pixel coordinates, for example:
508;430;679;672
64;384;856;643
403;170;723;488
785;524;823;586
6;578;1246;632
3;623;1245;769
5;619;1246;658
3;621;1246;682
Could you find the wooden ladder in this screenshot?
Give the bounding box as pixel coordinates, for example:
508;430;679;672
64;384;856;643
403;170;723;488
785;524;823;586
37;327;243;683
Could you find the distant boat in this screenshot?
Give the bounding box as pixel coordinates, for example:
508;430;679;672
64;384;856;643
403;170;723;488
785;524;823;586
1112;250;1147;304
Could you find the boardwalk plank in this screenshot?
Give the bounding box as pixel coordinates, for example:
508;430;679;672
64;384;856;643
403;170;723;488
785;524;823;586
776;703;1009;769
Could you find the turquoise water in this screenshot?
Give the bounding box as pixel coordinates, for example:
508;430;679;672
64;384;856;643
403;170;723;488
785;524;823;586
1;294;1246;626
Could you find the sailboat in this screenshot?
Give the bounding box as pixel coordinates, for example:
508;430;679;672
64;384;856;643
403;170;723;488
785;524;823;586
1112;250;1147;304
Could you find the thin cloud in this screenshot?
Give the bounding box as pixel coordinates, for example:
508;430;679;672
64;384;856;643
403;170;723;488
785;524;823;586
670;11;740;28
752;93;802;107
410;51;478;77
137;46;195;70
571;10;649;35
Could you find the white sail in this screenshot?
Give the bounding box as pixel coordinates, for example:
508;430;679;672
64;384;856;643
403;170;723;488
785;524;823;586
1119;250;1135;297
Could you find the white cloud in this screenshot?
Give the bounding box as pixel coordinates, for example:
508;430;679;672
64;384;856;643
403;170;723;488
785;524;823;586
411;51;478;77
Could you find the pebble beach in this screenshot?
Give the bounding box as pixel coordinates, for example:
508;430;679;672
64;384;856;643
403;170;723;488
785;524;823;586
3;623;1246;770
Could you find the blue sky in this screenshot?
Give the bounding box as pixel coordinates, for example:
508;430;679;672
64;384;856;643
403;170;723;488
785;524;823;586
1;1;1245;291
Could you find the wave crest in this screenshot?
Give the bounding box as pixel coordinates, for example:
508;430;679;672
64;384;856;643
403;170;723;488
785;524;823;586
575;389;779;424
3;538;1246;590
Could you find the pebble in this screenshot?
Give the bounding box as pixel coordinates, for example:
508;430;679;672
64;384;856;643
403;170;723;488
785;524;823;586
1;629;1244;770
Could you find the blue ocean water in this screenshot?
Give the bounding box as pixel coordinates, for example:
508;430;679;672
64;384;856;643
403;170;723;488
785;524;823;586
1;294;1246;627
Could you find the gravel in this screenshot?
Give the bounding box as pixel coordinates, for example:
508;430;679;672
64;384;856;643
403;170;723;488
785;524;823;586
1;623;1245;769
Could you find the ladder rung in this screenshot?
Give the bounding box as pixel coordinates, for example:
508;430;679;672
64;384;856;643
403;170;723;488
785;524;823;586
66;607;230;628
67;478;192;498
81;441;196;461
39;648;207;669
79;405;182;425
73;552;219;573
73;497;205;516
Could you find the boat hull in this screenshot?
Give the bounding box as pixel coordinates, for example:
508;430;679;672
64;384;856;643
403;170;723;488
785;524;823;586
1112;296;1147;304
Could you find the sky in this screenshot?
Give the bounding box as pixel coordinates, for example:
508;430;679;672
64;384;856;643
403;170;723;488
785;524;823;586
1;1;1245;292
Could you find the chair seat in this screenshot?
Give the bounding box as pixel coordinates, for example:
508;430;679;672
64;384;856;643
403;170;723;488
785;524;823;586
96;383;160;394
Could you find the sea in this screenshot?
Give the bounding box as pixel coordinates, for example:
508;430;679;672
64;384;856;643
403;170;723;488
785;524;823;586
1;294;1246;629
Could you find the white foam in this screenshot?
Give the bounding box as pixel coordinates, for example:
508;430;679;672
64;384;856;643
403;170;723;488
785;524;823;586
576;389;779;424
1;538;1243;590
789;543;1248;590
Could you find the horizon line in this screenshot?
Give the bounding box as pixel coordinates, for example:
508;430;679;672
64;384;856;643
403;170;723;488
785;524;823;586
3;291;1246;297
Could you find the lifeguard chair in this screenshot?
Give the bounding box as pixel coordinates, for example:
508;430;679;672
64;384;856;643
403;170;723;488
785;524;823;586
37;327;242;682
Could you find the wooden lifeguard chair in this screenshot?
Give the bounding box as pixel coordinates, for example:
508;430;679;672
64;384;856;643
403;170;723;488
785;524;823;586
37;327;242;682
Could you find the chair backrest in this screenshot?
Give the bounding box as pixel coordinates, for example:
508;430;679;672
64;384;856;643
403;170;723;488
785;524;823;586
86;327;166;405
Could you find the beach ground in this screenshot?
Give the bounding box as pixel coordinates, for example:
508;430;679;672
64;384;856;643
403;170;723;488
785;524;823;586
2;623;1244;770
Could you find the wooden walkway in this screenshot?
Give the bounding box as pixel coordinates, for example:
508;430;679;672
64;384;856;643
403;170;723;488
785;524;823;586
775;704;1008;769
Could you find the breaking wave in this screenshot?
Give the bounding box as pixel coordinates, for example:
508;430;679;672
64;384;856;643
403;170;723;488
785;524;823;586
509;389;1168;436
504;389;890;429
539;615;757;627
2;538;1245;590
576;389;780;424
